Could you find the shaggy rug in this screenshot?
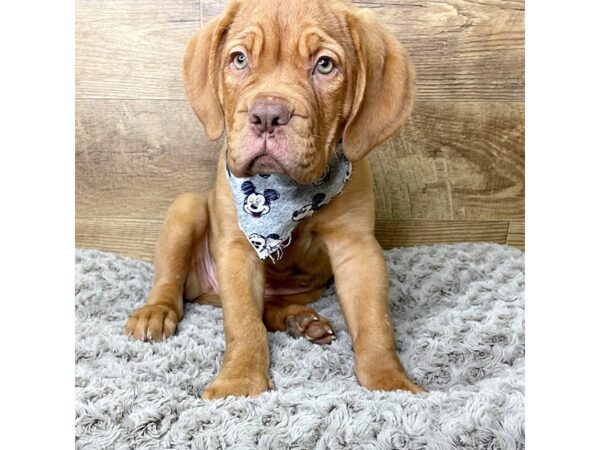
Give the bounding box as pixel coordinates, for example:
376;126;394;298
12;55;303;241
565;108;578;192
75;243;524;449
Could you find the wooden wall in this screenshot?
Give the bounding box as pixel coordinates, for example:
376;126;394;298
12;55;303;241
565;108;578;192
76;0;524;261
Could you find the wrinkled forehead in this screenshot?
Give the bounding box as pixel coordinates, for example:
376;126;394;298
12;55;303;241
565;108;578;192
224;0;351;63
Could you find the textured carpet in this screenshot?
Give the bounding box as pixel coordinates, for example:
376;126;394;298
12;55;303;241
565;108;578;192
75;243;525;449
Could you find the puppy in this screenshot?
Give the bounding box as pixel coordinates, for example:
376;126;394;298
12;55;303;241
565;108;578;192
125;0;423;399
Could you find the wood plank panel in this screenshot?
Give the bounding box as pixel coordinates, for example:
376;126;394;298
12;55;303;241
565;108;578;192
75;0;523;101
76;99;523;222
375;220;509;248
202;0;524;101
75;99;218;220
370;102;524;221
76;217;512;262
75;0;200;99
507;221;524;249
76;218;162;261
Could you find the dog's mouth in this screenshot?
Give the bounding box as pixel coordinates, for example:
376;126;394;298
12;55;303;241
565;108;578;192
248;154;284;175
228;128;326;184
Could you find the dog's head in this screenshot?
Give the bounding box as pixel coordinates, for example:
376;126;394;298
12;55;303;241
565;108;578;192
183;0;415;184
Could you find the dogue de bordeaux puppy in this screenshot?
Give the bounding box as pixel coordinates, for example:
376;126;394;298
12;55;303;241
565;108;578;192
125;0;425;399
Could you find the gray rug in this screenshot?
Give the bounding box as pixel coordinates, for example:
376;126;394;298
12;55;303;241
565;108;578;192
75;243;524;449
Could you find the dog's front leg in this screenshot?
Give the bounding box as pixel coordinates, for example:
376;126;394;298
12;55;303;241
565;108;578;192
323;233;424;394
201;237;272;400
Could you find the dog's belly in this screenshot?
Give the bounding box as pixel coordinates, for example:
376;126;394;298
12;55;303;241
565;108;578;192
263;225;333;295
185;221;331;299
190;234;220;296
189;226;331;299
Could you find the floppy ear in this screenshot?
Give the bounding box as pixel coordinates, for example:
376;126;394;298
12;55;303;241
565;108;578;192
342;10;416;161
183;2;241;140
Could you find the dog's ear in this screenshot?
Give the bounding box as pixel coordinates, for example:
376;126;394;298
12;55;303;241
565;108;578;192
183;2;241;140
342;10;416;161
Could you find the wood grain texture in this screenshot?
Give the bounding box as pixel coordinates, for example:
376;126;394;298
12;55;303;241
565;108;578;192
202;0;524;101
76;218;162;261
75;0;524;101
375;220;509;248
77;217;516;262
75;0;200;99
507;221;524;249
76;99;523;222
75;99;218;219
370;102;524;221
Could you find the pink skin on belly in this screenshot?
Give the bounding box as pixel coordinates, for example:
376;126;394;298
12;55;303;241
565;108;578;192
196;234;314;297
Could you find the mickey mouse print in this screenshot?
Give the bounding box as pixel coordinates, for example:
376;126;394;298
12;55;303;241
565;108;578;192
241;181;280;218
226;146;352;262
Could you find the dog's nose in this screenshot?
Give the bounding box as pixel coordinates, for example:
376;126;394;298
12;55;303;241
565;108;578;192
249;102;291;136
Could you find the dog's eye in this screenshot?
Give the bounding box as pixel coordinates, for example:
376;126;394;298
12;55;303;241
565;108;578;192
232;53;248;70
315;57;335;75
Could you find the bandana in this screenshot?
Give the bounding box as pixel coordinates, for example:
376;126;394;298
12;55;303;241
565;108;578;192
226;146;352;262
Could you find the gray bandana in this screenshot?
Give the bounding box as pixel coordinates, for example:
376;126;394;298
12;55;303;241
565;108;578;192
226;146;352;262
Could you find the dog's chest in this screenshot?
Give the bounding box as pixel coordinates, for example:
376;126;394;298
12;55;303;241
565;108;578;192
263;222;332;287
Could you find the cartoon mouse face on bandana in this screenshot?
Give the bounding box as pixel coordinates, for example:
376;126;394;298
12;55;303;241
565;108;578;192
241;181;280;218
227;146;352;262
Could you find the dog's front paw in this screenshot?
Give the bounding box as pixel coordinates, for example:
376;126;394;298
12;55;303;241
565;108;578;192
357;367;426;394
124;304;178;341
285;310;335;345
201;372;273;400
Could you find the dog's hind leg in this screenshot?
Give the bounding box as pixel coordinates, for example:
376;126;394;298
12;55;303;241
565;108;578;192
125;192;209;341
263;291;336;345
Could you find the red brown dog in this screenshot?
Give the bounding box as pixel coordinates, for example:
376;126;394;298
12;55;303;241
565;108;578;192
125;0;423;399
